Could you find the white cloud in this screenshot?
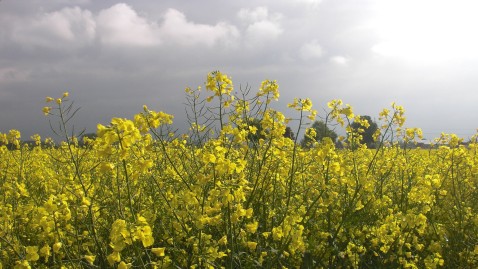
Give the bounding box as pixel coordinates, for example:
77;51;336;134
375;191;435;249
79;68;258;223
245;21;283;46
97;3;161;47
299;40;323;60
6;4;240;50
11;6;95;49
291;0;322;8
159;8;239;47
330;55;349;65
238;6;270;23
370;0;478;63
238;7;283;47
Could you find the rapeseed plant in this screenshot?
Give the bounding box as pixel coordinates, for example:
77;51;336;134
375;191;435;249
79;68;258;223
0;73;477;268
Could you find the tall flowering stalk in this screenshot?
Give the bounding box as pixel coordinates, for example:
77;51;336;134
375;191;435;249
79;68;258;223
0;73;477;268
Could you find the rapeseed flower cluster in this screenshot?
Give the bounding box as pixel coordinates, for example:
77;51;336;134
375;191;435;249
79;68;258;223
0;73;478;268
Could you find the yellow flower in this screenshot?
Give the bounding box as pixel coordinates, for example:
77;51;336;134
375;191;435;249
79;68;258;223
257;79;280;102
340;104;354;118
272;227;283;241
99;162;115;172
42;106;51;115
246;221;258;233
206;71;233;96
84;255;96;265
110;219;129;252
107;251;121;265
205;153;216;164
45;96;54;102
246;241;258;251
151;247;165;257
53;242;62;253
355;200;364;211
56;98;62;105
81;196;91;206
62;92;69;98
245;208;253;218
136;225;154;247
39;245;51;258
118;261;131;269
25;246;39;261
13;260;30;269
301;98;313;111
218;235;227;246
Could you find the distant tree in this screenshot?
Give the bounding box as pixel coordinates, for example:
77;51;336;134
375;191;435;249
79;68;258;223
244;118;265;143
349;115;378;148
283;126;295;140
301;120;338;147
80;133;97;140
79;133;97;146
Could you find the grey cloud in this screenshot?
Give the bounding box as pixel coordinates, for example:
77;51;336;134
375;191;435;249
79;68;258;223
299;40;324;60
1;0;477;141
97;3;161;47
238;7;283;48
159;8;240;47
10;6;96;50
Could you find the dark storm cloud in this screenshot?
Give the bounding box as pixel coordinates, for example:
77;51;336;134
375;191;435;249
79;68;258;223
1;0;477;140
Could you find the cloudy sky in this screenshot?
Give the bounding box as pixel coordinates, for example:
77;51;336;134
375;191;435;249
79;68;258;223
1;0;478;141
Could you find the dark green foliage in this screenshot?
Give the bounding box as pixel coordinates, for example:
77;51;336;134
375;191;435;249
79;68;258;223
245;118;265;142
350;115;378;148
301;120;338;147
284;126;295;140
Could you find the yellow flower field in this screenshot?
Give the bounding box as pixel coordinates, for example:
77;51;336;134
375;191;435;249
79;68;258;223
1;71;478;268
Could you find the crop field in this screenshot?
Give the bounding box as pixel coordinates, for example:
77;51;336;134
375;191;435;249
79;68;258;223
1;72;478;268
